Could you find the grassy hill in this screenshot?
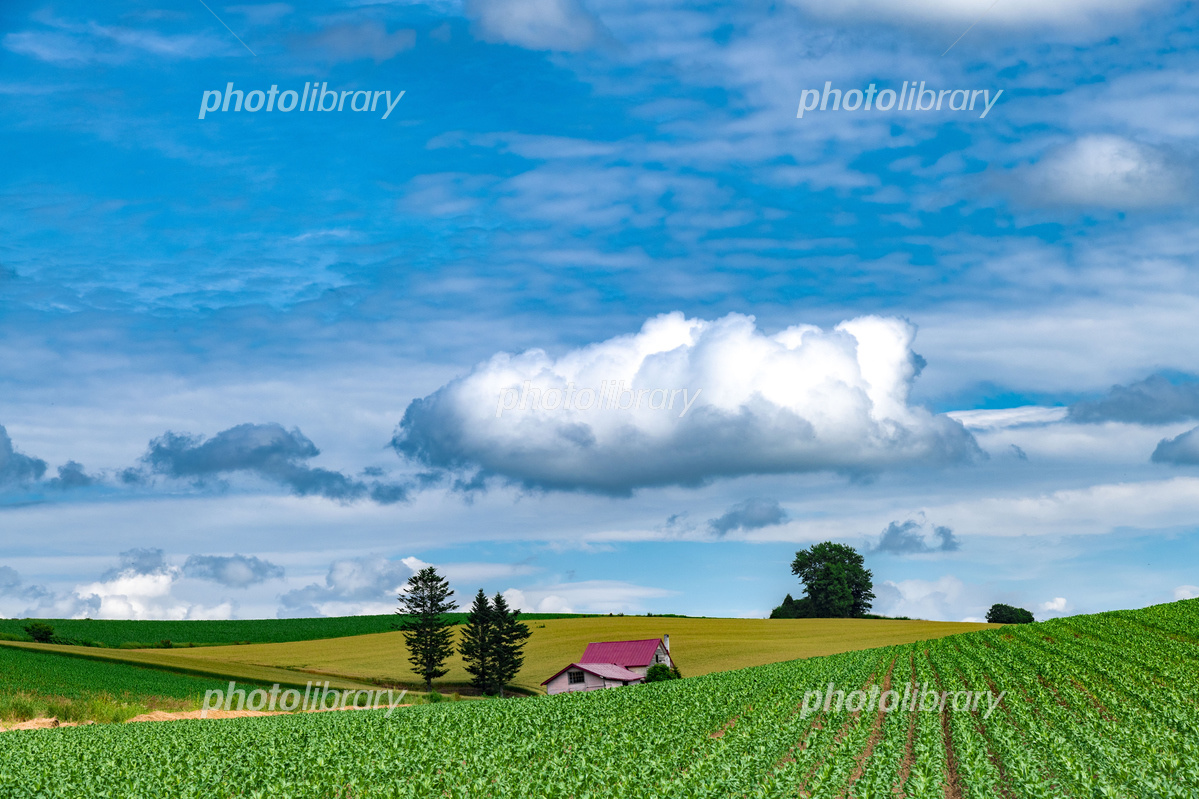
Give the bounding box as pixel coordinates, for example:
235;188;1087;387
0;645;263;726
3;615;995;695
1;599;1195;797
0;612;593;649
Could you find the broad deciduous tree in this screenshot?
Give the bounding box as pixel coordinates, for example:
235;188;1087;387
789;542;874;618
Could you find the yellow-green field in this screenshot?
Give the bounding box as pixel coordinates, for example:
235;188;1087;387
0;641;379;691
8;616;997;694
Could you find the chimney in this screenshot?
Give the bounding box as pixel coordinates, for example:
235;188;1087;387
663;633;670;652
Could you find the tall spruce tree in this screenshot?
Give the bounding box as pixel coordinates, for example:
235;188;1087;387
458;589;496;694
490;592;531;697
395;566;457;691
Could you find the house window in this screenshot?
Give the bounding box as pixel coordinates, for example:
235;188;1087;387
568;670;585;685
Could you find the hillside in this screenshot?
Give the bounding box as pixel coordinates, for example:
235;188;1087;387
0;645;258;726
1;599;1195;797
4;616;995;695
0;612;593;649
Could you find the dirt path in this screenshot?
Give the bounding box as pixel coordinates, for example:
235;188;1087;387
0;703;413;733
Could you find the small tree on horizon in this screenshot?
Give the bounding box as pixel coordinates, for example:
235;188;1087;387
790;542;875;618
986;603;1034;624
396;566;457;691
770;593;815;619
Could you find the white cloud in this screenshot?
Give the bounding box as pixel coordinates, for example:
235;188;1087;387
400;556;431;573
1024;136;1190;209
440;561;539;584
873;575;985;621
228;3;293;27
74;566;231;620
935;477;1199;538
502;579;675;614
788;0;1164;28
1174;585;1199;601
466;0;603;51
1041;596;1069;613
3;18;228;65
303;21;416;64
279;555;417;617
393;312;978;494
948;406;1068;432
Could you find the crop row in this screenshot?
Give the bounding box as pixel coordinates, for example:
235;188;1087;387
1;599;1196;797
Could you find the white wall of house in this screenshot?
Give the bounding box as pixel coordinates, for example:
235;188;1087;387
626;642;673;677
544;669;640;696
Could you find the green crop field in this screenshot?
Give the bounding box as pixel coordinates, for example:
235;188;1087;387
0;641;383;695
0;645;263;726
2;599;1195;797
0;645;240;702
0;612;593;649
8;616;993;695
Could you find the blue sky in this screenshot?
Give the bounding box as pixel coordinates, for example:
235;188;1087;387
2;0;1198;623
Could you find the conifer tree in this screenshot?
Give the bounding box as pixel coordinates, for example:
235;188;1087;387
490;591;531;697
396;567;457;691
458;589;496;694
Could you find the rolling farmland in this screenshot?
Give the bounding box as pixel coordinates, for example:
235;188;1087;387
0;612;592;648
2;600;1196;797
7;616;995;695
0;645;255;726
0;641;381;694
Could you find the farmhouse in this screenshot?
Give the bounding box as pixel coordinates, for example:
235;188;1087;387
542;635;674;695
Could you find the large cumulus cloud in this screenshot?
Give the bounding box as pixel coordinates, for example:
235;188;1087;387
392;312;978;494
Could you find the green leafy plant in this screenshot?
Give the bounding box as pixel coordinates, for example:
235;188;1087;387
644;664;676;682
22;622;54;643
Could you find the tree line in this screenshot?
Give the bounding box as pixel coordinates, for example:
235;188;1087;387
395;566;531;695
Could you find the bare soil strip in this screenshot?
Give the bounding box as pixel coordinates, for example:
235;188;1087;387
841;656;898;797
927;652;964;799
894;654;918;798
0;703;412;733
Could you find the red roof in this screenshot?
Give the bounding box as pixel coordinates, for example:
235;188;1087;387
580;638;664;668
541;662;644;685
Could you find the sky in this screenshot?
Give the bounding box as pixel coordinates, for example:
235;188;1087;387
1;0;1198;624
